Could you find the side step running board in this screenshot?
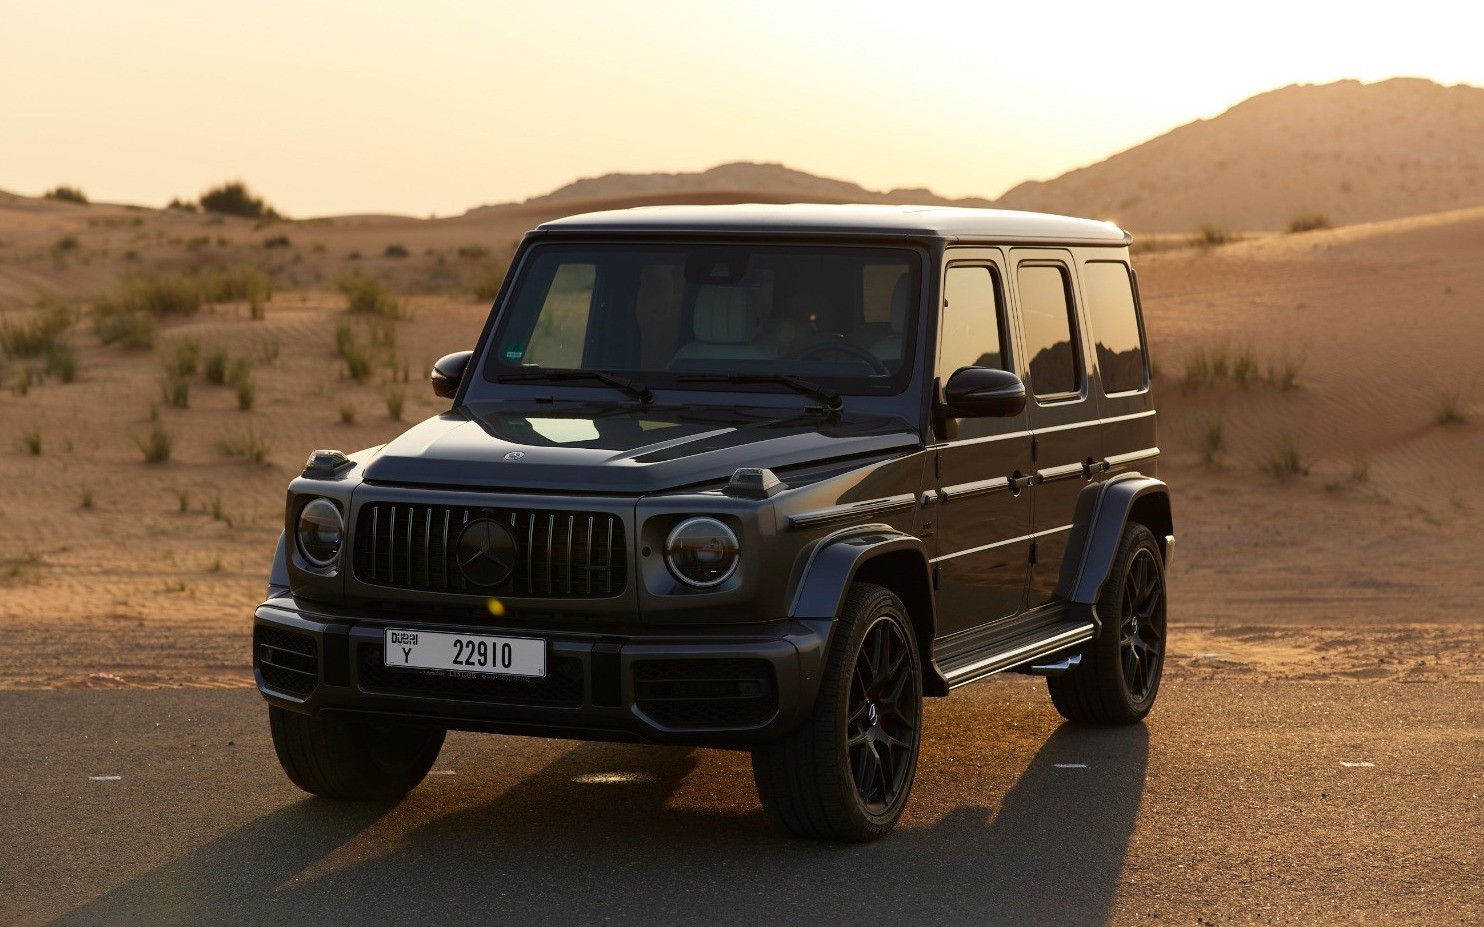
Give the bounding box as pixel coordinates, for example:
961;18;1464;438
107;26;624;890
938;622;1095;689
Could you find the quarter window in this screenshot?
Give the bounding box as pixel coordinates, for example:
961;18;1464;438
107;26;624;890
1017;264;1081;398
1082;261;1147;394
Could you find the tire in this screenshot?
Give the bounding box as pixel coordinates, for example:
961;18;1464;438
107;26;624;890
269;705;445;801
751;583;922;841
1048;522;1167;725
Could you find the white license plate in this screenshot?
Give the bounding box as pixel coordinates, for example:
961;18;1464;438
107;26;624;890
384;628;546;678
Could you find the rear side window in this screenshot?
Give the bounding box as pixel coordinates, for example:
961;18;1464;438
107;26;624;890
1017;264;1081;398
1083;261;1147;394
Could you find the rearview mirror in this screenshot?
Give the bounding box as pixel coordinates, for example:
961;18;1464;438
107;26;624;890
941;366;1026;418
431;350;473;399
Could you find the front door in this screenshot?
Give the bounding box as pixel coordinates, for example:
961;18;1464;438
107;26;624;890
930;252;1033;637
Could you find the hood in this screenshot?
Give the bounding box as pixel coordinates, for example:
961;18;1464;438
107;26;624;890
360;402;919;494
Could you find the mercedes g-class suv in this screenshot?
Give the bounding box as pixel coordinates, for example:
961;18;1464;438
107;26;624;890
255;204;1172;841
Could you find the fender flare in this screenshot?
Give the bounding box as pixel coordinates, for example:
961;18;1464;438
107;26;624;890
787;524;948;695
268;531;290;598
1063;473;1173;607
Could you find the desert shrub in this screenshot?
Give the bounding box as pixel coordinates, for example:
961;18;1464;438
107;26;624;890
1232;345;1258;389
218;428;269;464
21;426;42;456
1190;224;1239;248
1267;354;1304;392
13;368;32;396
200;264;270;306
96;272;202;320
203;345;230;385
338;401;357;425
229;358;255;410
166;198;199;212
93;307;155;348
456;244;490;260
1181;346;1211;393
1433;390;1467;425
338;272;401;318
136;420;173;463
1261;433;1307;480
470;261;508;301
342;341;372;382
161;372;190;408
385;383;405;420
1208;342;1230;380
384;244;410;258
44;344;78;383
162;337;200;377
1286;213;1331;234
44;186;88;204
199;181;280;220
263;235;292;249
1;296;74;358
1349;453;1370;484
1198;415;1223;467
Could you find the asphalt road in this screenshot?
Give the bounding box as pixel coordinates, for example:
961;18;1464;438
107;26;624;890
3;676;1479;927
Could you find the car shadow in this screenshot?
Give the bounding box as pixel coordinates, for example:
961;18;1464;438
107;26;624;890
48;723;1147;926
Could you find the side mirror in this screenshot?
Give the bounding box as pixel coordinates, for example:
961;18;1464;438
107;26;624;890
941;366;1026;418
431;350;473;399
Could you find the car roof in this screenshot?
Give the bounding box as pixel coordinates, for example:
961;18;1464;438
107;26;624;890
535;203;1130;245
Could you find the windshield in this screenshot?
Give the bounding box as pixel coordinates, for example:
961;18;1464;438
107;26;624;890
473;242;920;402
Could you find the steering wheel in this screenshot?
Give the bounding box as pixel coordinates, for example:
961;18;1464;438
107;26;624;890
795;340;890;375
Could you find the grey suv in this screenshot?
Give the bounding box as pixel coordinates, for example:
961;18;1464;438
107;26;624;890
255;204;1173;841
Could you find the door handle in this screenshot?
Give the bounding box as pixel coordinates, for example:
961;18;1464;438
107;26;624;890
1083;457;1110;478
1008;472;1034;495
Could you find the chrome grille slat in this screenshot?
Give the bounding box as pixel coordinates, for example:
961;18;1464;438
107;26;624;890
353;502;625;599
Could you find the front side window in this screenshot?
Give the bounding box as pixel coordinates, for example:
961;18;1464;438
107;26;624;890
1017;264;1082;399
474;243;921;400
939;265;1007;375
1082;261;1147;395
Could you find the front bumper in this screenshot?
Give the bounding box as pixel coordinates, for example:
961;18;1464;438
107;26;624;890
253;597;832;748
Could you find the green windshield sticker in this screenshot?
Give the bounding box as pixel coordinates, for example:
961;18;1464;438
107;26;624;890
503;343;525;363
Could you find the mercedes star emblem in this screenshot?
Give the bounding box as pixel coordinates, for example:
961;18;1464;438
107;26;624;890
455;519;519;587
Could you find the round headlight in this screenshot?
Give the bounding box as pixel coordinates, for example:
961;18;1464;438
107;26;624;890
664;517;740;588
296;498;344;568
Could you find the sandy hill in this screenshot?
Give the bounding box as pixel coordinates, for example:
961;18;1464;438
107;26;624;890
997;78;1484;232
471;162;987;213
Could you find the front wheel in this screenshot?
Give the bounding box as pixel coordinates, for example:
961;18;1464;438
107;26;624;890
1048;523;1167;724
751;583;922;841
269;705;445;800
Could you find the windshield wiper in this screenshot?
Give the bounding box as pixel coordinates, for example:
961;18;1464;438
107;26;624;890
676;373;842;411
496;369;653;404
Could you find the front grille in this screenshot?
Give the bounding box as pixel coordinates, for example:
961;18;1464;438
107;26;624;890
634;658;777;728
256;626;318;698
352;503;626;598
358;644;584;707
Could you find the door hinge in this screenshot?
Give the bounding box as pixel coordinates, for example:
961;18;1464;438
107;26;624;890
1031;435;1039;463
1029;539;1038;565
934;452;942;481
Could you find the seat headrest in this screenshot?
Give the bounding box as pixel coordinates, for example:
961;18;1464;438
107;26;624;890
693;287;759;344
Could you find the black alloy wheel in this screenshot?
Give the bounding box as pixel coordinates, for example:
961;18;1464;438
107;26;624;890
1047;523;1167;724
847;614;920;815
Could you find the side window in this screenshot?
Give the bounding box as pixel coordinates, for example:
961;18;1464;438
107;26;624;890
524;263;596;367
1082;261;1147;394
1017;264;1081;399
939;265;1006;375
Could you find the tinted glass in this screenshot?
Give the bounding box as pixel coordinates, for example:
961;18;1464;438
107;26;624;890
1083;261;1146;394
475;244;919;399
1017;264;1080;398
940;266;1005;375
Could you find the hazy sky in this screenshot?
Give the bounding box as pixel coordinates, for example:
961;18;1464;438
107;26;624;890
5;0;1481;217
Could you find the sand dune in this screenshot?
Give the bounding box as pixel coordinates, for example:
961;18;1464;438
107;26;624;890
0;191;1480;688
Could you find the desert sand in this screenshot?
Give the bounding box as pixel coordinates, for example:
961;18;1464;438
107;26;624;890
0;190;1481;692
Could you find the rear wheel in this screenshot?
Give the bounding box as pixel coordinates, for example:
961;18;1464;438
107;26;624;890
269;705;445;800
751;583;922;841
1048;523;1167;724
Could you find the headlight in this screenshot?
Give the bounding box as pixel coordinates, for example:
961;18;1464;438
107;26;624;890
296;498;345;567
664;517;739;588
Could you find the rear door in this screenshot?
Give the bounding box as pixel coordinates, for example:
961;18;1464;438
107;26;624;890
1009;249;1100;610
